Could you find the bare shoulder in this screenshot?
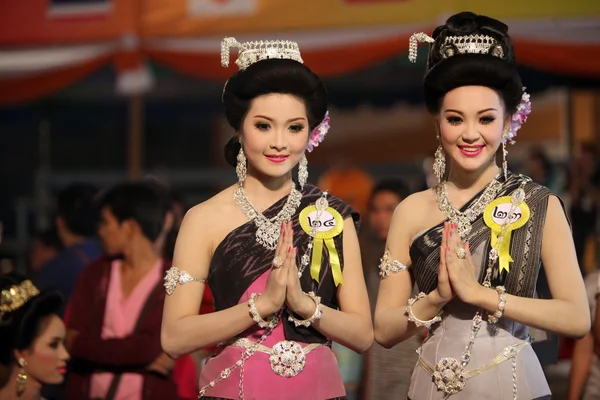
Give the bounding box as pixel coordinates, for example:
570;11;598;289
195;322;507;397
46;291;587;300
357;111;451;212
180;185;246;255
389;188;440;242
541;194;570;236
393;188;435;221
546;194;565;215
184;185;236;226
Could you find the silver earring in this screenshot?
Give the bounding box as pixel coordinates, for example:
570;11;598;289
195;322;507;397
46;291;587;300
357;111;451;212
298;153;308;190
433;145;446;183
236;146;247;184
502;141;508;179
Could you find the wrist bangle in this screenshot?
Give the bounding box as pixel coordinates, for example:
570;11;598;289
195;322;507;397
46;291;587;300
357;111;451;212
287;291;323;328
487;286;507;324
404;292;443;329
248;293;278;329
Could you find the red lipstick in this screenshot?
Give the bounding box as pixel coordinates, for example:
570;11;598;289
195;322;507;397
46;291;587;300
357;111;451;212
265;154;289;164
457;145;484;157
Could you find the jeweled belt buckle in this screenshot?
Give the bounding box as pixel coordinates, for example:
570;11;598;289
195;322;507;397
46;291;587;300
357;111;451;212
433;357;467;394
269;340;306;377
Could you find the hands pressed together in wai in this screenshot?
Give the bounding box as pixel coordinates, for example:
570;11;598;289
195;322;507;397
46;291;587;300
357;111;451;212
256;222;318;319
434;221;486;307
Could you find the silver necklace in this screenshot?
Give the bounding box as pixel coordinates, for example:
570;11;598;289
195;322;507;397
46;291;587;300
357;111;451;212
434;173;502;240
234;182;302;250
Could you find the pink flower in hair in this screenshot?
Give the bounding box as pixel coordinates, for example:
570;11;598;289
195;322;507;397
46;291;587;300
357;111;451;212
306;111;330;153
503;89;531;144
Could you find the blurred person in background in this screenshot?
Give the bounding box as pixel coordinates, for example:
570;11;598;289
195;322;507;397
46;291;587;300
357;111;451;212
161;37;372;400
360;179;421;400
0;273;69;400
162;190;186;262
568;142;600;273
145;181;210;399
524;147;563;194
34;183;101;312
28;228;63;279
317;156;374;216
375;12;589;399
421;155;438;189
568;264;600;400
65;181;182;400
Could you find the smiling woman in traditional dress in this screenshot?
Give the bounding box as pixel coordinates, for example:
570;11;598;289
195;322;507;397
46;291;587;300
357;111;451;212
160;37;373;400
374;12;590;400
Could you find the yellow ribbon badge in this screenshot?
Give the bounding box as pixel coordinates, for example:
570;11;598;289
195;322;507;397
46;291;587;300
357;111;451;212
483;193;530;274
299;205;345;286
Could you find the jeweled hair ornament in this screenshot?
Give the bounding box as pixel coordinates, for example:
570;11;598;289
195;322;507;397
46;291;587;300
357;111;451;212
408;32;505;63
221;37;304;70
408;32;435;63
0;280;40;320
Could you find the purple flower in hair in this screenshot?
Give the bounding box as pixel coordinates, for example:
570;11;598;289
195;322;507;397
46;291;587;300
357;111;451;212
306;111;330;152
503;90;531;144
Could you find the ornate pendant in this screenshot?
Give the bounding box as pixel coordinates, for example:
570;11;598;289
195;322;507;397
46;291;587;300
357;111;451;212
433;357;467;395
255;220;281;250
269;341;306;378
457;219;472;240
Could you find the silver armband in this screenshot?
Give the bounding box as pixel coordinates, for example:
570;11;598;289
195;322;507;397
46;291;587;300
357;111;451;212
163;266;206;295
379;250;408;279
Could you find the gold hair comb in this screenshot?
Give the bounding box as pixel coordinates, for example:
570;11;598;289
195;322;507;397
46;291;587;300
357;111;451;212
0;280;40;319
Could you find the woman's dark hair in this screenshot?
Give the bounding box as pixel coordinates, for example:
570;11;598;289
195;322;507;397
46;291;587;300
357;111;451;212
0;273;62;384
222;58;328;167
423;12;523;116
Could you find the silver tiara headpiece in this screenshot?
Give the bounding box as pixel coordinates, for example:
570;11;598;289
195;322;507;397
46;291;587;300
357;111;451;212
221;37;304;70
408;32;505;63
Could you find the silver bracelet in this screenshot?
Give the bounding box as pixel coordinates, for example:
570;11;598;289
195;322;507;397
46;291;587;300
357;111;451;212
487;286;507;324
287;291;323;328
404;292;443;329
248;293;278;329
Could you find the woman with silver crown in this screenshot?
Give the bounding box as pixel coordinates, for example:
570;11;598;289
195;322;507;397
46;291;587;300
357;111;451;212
374;12;589;400
160;37;373;400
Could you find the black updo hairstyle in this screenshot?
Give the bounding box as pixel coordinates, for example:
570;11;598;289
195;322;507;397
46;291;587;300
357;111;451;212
222;58;328;167
423;12;523;116
0;273;62;387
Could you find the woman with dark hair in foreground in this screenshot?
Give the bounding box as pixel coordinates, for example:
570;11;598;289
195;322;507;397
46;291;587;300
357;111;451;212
0;274;69;400
374;12;589;399
161;37;372;400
